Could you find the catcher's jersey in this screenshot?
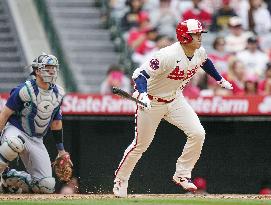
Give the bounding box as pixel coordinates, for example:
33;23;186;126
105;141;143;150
133;42;207;100
6;79;65;138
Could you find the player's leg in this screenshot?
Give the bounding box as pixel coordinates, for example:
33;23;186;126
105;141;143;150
19;137;55;193
114;104;166;197
1;168;32;193
0;124;27;193
0;125;25;174
0;125;54;193
164;94;205;191
2;145;54;194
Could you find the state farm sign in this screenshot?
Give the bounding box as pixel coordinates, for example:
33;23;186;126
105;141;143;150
187;96;249;115
62;94;136;115
0;93;270;116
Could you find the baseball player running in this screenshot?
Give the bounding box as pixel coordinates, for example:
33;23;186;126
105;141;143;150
0;53;70;193
113;19;233;197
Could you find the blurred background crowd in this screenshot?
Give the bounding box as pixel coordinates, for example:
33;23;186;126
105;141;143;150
99;0;271;97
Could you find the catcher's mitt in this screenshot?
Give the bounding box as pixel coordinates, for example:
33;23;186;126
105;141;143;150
52;153;73;182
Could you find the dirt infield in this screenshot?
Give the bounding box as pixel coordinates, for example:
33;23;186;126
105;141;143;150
0;194;270;201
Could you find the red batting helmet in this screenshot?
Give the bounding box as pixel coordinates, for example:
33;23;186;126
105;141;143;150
176;19;207;44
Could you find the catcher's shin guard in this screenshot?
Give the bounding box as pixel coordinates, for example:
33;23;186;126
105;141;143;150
2;170;56;194
31;177;55;193
1;168;31;193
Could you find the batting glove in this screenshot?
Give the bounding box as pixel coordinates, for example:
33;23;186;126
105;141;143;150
138;92;151;110
217;78;233;90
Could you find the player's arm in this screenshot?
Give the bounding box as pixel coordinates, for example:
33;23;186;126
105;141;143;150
202;58;233;89
132;50;171;93
51;119;66;156
51;85;67;154
132;71;151;109
51;103;73;165
51;119;73;176
134;70;149;93
132;51;168;81
0;85;24;133
132;50;173;109
51;101;67;155
0;106;14;132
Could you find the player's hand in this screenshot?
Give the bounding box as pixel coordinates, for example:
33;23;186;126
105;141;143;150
138;92;151;110
217;78;233;90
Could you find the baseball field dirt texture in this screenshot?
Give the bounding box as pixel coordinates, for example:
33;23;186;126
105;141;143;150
0;194;270;205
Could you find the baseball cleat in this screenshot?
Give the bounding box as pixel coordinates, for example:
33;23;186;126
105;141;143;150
113;178;128;198
173;175;197;192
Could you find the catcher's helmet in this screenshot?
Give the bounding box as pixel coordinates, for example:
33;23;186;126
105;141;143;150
176;19;207;44
31;53;59;84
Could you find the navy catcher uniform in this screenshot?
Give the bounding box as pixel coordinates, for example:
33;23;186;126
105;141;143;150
0;54;69;193
113;19;233;197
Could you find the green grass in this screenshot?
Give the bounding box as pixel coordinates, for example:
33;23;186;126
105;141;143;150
0;198;270;205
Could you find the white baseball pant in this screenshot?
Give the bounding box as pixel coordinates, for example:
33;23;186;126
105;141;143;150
115;93;205;180
0;124;52;179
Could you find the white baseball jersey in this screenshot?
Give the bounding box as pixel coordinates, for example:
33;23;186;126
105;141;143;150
133;42;207;99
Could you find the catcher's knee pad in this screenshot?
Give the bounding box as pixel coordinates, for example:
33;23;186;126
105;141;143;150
32;177;55;193
0;135;25;162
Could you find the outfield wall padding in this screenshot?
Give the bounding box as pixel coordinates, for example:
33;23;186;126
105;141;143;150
43;117;271;194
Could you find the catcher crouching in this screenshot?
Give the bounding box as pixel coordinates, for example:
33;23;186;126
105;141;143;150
0;53;73;193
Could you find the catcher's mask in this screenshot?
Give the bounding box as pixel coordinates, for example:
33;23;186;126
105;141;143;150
176;19;207;44
31;54;59;84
